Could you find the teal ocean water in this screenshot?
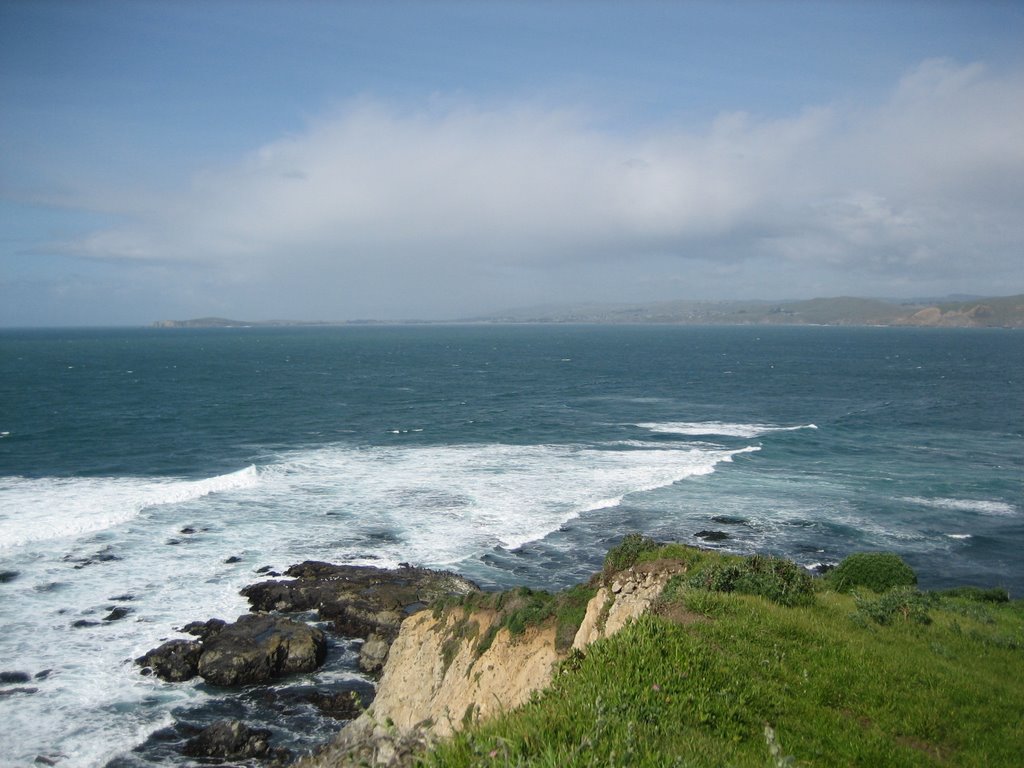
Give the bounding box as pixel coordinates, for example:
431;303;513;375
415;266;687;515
1;325;1022;765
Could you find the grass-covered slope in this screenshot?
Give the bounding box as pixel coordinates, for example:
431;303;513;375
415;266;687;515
420;543;1024;767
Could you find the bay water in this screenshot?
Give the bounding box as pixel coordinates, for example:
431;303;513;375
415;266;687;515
1;325;1021;766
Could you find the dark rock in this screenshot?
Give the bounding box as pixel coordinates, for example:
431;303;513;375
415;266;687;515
165;539;181;546
71;619;100;628
238;562;480;673
34;756;59;766
255;565;274;574
34;582;66;593
180;618;227;641
197;614;326;686
179;527;197;535
224;555;242;564
695;530;731;541
181;719;288;762
252;685;370;721
0;686;38;696
66;546;122;569
0;570;19;583
711;515;749;525
103;607;132;622
34;669;53;680
136;639;203;682
1;671;31;684
108;594;135;602
241;561;479;645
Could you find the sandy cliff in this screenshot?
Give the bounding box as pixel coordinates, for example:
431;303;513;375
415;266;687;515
299;561;686;766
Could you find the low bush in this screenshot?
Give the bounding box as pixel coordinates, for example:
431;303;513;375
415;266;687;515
689;554;815;607
828;551;917;594
602;533;659;577
854;586;933;625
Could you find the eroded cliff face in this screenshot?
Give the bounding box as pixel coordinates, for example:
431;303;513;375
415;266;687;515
300;561;688;766
368;608;560;737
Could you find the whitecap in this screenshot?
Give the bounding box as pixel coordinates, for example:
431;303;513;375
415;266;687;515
250;442;756;564
637;421;818;438
901;497;1017;516
0;465;259;549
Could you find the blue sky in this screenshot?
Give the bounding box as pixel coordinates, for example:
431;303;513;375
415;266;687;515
2;1;1023;325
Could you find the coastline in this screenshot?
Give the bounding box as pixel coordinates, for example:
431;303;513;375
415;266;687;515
111;539;1024;767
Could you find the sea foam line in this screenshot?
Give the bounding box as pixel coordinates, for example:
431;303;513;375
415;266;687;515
901;496;1017;516
637;421;818;438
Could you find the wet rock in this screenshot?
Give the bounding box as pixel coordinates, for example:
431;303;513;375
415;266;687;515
103;607;132;622
240;562;479;648
34;582;66;593
136;639;203;682
1;671;32;684
34;756;59;766
695;530;731;541
71;619;100;629
181;719;289;763
179;527;197;535
197;614;326;686
711;515;749;525
255;684;370;721
108;593;135;602
0;686;38;696
180;618;227;641
65;546;121;569
0;570;19;583
34;669;53;680
224;555;243;564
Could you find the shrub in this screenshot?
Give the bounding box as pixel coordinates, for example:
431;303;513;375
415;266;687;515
855;587;933;625
603;533;659;577
828;552;917;594
689;554;815;607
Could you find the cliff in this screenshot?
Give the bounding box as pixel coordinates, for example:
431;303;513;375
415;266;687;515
298;561;686;766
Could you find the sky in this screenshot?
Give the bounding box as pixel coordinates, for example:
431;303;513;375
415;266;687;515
1;1;1023;325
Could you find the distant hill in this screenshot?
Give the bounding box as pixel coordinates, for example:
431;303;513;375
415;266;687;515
470;294;1024;328
154;295;1024;329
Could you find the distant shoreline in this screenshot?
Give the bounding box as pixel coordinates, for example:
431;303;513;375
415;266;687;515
152;293;1024;329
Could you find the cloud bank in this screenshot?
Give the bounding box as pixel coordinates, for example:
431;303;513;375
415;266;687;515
59;59;1024;318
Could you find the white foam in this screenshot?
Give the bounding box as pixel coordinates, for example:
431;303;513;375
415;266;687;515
946;534;973;540
637;421;818;438
245;441;756;564
0;465;259;549
901;497;1017;516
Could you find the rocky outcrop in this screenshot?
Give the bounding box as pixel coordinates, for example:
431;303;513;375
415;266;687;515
137;614;325;685
240;561;479;672
573;560;686;648
197;614;327;686
182;720;289;764
137;639;203;682
301;560;691;766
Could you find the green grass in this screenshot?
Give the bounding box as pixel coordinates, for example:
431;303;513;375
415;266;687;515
418;547;1024;767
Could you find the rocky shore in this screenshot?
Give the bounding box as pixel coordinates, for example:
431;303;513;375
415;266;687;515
132;562;479;763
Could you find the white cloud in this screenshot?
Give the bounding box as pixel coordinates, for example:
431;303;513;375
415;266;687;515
55;58;1024;315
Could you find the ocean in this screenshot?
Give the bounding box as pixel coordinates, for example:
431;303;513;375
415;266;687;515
1;324;1021;766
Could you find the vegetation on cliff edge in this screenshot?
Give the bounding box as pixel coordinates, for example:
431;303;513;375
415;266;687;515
418;543;1024;767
